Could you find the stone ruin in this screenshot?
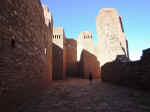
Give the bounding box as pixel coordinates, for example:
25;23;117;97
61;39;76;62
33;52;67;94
0;0;149;111
77;31;100;78
101;48;150;90
96;8;129;66
52;27;67;80
42;5;53;80
42;7;130;80
66;39;78;77
0;0;52;111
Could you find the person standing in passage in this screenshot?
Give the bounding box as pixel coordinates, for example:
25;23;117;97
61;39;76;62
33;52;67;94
89;72;93;84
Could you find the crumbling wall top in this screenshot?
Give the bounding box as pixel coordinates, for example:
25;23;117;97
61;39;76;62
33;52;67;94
42;5;53;27
98;8;118;16
53;27;64;35
78;31;93;40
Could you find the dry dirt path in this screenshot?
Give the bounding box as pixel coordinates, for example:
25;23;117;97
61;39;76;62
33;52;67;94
17;78;150;112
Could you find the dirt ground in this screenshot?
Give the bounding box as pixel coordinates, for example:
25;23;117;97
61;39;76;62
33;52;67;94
17;78;150;112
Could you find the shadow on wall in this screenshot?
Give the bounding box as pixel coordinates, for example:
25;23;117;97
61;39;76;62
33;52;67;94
0;0;52;111
101;55;129;83
52;43;65;80
66;39;79;77
79;49;101;79
101;49;150;91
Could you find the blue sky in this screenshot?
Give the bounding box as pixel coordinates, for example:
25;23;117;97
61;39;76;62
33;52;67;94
41;0;150;60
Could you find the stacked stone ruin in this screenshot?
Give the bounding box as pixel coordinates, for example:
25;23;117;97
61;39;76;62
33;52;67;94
0;0;149;111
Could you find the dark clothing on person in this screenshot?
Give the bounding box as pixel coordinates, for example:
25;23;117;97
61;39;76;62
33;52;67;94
89;72;93;81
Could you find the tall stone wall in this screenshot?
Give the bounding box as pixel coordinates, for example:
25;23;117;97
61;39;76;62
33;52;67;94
42;5;53;81
42;5;53;29
77;31;95;61
96;8;129;66
66;39;79;77
52;27;66;80
63;38;67;79
0;0;52;111
80;50;101;79
77;31;101;79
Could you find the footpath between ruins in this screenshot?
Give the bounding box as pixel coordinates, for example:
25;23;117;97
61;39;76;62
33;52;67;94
17;78;150;112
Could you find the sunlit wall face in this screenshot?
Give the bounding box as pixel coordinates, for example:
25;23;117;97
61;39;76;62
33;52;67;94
41;0;150;61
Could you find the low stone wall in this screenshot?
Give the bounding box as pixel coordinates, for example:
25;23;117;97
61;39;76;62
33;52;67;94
0;0;52;111
101;48;150;90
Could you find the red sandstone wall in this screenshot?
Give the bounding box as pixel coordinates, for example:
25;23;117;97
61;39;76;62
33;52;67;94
80;50;101;79
42;5;53;81
52;27;66;80
0;0;52;111
66;39;79;77
63;38;67;79
52;43;63;80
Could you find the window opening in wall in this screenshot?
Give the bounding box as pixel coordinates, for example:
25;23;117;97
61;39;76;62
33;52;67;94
11;39;15;48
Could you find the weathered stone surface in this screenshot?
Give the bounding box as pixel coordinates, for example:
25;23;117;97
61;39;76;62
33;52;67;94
0;0;52;111
52;27;66;80
77;31;101;79
66;39;79;77
42;5;53;81
42;5;53;29
101;48;150;90
96;8;129;66
80;50;101;79
77;31;95;61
